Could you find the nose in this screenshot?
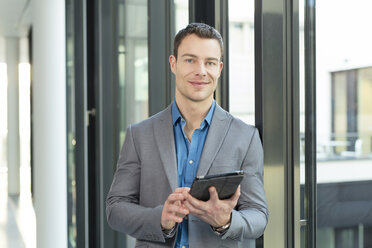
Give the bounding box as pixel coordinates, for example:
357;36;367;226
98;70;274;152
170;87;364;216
195;61;207;77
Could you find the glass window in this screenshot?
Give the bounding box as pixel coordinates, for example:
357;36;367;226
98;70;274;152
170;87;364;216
228;0;255;125
174;0;189;33
335;227;358;248
117;0;149;246
117;0;149;147
301;0;372;247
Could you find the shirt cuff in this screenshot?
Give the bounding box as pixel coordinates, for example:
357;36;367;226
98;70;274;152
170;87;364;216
211;222;231;236
162;224;177;238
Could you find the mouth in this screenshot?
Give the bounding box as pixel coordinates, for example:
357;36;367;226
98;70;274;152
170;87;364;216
188;81;209;88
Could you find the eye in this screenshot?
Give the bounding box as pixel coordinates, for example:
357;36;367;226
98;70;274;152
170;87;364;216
207;61;216;66
186;58;193;63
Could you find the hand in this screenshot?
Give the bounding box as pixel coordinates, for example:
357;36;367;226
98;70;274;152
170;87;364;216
183;185;240;228
161;188;190;230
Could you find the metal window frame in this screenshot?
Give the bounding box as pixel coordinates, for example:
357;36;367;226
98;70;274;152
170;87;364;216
304;0;317;247
255;0;301;247
95;0;124;247
148;0;175;115
66;0;124;247
66;0;89;247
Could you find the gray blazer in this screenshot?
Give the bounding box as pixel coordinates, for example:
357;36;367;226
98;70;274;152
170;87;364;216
106;104;268;248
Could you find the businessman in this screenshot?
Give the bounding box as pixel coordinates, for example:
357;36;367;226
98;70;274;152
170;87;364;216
106;22;268;248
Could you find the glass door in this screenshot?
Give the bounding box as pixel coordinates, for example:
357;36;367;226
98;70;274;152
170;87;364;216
316;1;372;247
301;0;372;247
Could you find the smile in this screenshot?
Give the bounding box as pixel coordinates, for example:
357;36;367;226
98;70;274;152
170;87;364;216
189;81;209;88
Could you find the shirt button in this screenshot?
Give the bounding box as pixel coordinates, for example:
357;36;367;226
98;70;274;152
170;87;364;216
189;160;193;164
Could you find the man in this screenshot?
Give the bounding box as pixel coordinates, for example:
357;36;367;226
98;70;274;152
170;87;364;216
106;23;268;248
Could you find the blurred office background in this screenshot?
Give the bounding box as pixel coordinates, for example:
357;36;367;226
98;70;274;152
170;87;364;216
0;0;371;248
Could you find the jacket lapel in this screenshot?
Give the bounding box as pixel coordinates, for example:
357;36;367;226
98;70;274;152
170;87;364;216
153;106;178;191
197;104;232;177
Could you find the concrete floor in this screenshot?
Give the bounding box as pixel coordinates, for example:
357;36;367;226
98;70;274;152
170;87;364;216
0;165;35;248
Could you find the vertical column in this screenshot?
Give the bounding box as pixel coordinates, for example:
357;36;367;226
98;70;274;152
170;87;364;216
6;37;20;196
32;0;67;247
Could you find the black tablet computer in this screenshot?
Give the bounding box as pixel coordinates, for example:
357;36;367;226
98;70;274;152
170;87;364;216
189;170;244;201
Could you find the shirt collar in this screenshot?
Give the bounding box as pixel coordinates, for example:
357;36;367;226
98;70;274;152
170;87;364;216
204;100;216;125
171;101;182;125
171;100;216;127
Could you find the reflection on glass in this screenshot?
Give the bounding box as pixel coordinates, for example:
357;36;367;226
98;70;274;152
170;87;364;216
117;0;149;147
301;0;372;247
228;0;255;125
66;0;77;247
174;0;188;33
117;0;148;246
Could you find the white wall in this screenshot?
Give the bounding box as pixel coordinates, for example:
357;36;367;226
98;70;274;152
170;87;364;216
32;0;67;247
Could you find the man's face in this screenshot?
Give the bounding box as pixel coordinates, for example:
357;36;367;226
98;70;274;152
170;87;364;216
169;34;223;104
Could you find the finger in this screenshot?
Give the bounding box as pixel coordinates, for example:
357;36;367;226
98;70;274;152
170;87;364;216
175;212;187;218
186;195;209;213
230;185;241;202
174;187;189;193
208;186;219;202
167;193;186;203
164;213;184;223
164;205;188;222
164;203;189;216
183;191;208;212
233;185;240;200
183;199;205;216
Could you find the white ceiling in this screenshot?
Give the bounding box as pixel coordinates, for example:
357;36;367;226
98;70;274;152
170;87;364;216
0;0;31;37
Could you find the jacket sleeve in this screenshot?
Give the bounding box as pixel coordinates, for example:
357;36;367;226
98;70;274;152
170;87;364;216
106;125;168;243
221;128;269;241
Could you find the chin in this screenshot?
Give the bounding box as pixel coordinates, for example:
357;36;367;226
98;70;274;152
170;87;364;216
188;95;213;103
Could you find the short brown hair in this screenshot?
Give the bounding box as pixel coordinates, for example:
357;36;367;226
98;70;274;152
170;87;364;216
173;23;224;60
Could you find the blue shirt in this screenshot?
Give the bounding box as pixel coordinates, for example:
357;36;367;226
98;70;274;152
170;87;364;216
171;100;216;248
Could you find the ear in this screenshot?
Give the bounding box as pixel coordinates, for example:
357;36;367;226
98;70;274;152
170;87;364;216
169;55;177;74
218;61;223;76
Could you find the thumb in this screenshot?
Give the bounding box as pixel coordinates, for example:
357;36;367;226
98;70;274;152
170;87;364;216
231;185;241;203
208;186;219;201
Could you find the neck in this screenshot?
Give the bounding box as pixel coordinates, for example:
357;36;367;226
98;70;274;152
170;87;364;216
175;96;213;130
